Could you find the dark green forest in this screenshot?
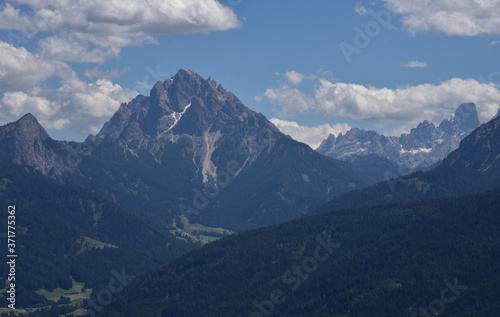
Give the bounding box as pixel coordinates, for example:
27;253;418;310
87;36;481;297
103;187;500;316
0;164;196;309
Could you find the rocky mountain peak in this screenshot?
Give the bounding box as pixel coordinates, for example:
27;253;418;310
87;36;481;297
453;102;480;132
317;103;482;170
95;68;278;143
443;114;500;171
0;114;72;177
316;133;336;154
11;113;50;140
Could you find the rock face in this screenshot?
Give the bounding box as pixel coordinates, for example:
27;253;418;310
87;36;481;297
0;69;376;231
91;69;279;182
317;103;481;170
443;113;500;172
0;113;72;178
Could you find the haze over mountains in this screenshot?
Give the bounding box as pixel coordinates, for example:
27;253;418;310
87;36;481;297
317;102;481;170
0;69;384;232
1;69;500;317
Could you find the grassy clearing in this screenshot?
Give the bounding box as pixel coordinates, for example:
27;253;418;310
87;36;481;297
36;279;92;302
175;215;234;235
83;236;117;249
171;215;235;244
199;235;220;242
0;279;91;316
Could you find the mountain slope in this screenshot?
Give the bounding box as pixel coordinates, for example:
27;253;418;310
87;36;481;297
311;112;500;215
84;69;375;230
317;102;480;169
0;164;196;308
0;69;382;231
443;113;500;171
103;188;500;317
0;113;72;178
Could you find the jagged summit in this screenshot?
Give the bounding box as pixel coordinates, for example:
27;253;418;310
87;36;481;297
317;102;482;169
6;113;50;140
443;113;500;171
94;68;276;142
0;113;71;177
453;102;480;132
0;69;401;230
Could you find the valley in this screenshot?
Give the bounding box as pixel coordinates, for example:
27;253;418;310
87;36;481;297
1;70;499;317
1;1;499;316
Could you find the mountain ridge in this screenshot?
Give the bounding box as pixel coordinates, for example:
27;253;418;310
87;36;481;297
317;102;481;170
0;69;382;231
310;109;500;216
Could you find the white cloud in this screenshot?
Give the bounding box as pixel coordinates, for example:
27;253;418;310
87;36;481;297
257;85;315;115
285;71;306;85
0;0;241;63
0;91;56;119
0;3;35;33
401;60;428;68
258;75;500;132
0;41;69;90
490;40;500;46
270;118;351;149
384;0;500;36
52;76;138;134
0;0;240;136
0;76;138;134
354;2;369;16
284;71;315;85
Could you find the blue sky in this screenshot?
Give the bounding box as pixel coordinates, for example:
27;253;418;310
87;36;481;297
0;0;499;148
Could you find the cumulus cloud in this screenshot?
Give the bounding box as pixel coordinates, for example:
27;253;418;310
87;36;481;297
256;85;315;115
0;76;137;134
284;71;315;85
270;118;351;149
258;75;500;133
0;91;56;119
0;0;241;62
401;60;428;68
285;71;306;85
384;0;500;36
0;41;69;90
0;0;240;136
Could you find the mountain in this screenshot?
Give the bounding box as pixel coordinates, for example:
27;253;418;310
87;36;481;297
0;164;196;309
102;187;500;317
0;69;381;232
311;111;500;215
443;112;500;172
317;102;480;170
0;113;72;178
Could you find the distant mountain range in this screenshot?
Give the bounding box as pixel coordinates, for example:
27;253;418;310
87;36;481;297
317;102;481;170
0;69;384;232
311;112;500;215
